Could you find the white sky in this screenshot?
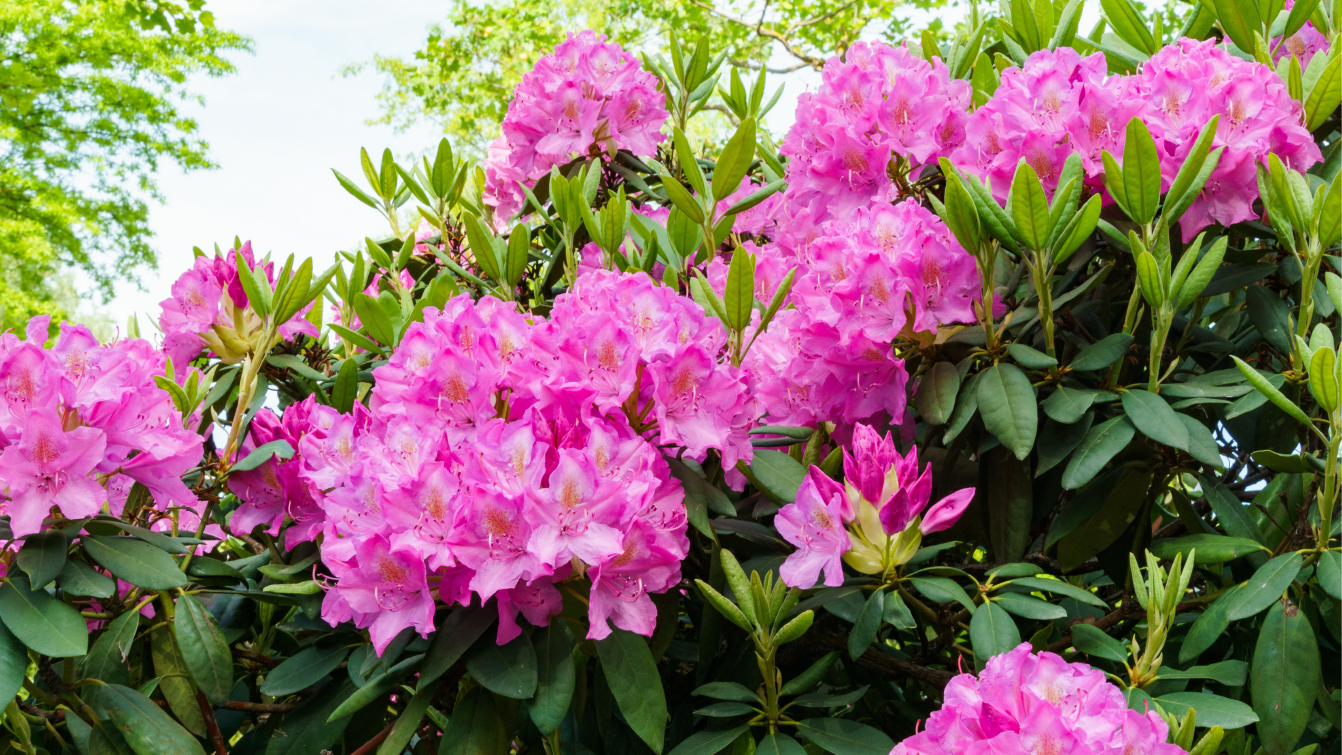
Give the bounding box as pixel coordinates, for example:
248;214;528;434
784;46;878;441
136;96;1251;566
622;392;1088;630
102;0;447;328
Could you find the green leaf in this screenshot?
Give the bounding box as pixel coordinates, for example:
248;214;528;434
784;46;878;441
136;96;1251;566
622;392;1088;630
779;652;840;698
1030;415;1095;474
261;644;350;697
0;620;27;704
1177;414;1223;469
883;590;917;628
1174;236;1229;310
1121;390;1189;450
1304;51;1340;132
1318;550;1341;600
712;117;757;202
264;678;358;755
232;439;294;473
848;588;885;660
1101;0;1157;53
150;622;206;736
234;251;272;317
909;576;977;612
1309;347;1338;412
462;213;503;284
1210;0;1261;53
83;536;188;590
439;686;508;755
667;726;752;755
661;175;705;224
1061;416;1136;489
695;702;756;717
597;628;668;754
757;732;807;755
1053;194;1102;263
80;609;138;706
17;530;67;588
466;632;537;699
970;601;1021;667
693;682;759;703
915;361;961;426
1224;552;1303;622
977;363;1037;460
723;179;785;216
1250;600;1315;750
0;574;87;657
352;292;396;347
185;557;243;583
723;249;755;331
1148;534;1268;564
1058;467;1152;571
1246;284;1293;355
1156;692;1260;729
1136;252;1166;308
798;718;894;755
1180;585;1242;663
1006;344;1057;370
326;652;423;722
100;684;206;755
331;357;360;414
1009;163;1052;250
1009;577;1109;608
530;622;576;735
943;371;982;445
1041;387;1099;424
376;683;435;755
1157;660;1248;684
995;592;1067;620
1069;623;1128;663
749;450;806;503
174;593;233;704
1121;119;1162;224
1070;333;1134;371
941;174;984;252
1163;117;1222;225
673;127;707;196
1231;357;1317;432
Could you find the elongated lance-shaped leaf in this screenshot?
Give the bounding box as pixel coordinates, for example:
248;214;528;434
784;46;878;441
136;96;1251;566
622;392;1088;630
942;173;984;252
1168;232;1206;304
462;212;504;285
234;251;272;317
660;174;705;223
1162;115;1220;222
1135;252;1165;308
1101;149;1132;220
1009;162;1052;250
1231;356;1322;436
1122;118;1162;227
723;247;755;332
673;127;707;196
940;158;1023;253
1053;194;1102;264
712;117;757;202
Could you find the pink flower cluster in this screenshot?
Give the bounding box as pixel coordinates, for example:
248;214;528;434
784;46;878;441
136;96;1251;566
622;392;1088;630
230;270;760;651
484;31;669;223
1136;37;1322;240
0;317;204;539
950;48;1143;203
780;41;970;225
892;644;1183;755
951;43;1321;242
159;242;318;368
1274;0;1331;69
746;200;981;430
776;423;973;588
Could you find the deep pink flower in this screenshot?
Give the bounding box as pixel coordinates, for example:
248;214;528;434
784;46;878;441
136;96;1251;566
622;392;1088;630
776;473;852;588
0;409;108;538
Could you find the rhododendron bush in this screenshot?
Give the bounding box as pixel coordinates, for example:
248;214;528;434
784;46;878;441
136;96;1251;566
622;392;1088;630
0;6;1338;755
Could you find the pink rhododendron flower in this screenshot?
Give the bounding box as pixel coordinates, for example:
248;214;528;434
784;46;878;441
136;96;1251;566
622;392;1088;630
892;644;1185;755
1135;37;1322;240
776;472;853;588
484;31;668;222
0;317;207;539
951;48;1144;202
781;41;970;225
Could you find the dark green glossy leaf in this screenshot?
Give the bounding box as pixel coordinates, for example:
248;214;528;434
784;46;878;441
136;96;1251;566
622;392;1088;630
1037;413;1094;476
693;681;759;703
666;725;751;755
1008;577;1110;608
1069;623;1128;663
994;593;1067;620
174;593;233;704
695;701;756;717
261;644;349;697
1061;416;1136;490
0;574;87;657
1158;660;1248;685
265;678;358;755
83;536;187;591
848;588;885;659
1318;550;1341;600
100;684;206;755
915;361;961;426
17;530;67;588
1121;390;1189;451
1006;343;1057;370
798;718;894;755
326;653;423;722
597;628;668;754
439;687;508;755
233;440;295;473
151;622;206;736
1252;599;1319;753
1180;584;1243;664
976;363;1037;460
749;450;806;503
970;601;1020;667
1246;285;1293;354
0;620;26;704
1149;534;1268;564
757;732;807;755
59;558;116;598
1224;552;1303;621
377;683;435;755
882;589;917;628
1069;333;1134;371
530;621;576;735
417;603;495;692
1157;692;1259;729
1041;386;1099;423
909;577;976;611
466;632;537;699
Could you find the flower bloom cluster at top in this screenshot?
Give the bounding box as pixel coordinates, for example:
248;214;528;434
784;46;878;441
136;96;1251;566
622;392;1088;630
950;40;1321;241
229;270;757;651
892;644;1185;755
484;31;670;224
159;242;318;366
0;316;204;540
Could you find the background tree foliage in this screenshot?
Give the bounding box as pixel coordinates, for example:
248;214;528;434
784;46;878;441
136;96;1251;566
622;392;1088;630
0;0;248;330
